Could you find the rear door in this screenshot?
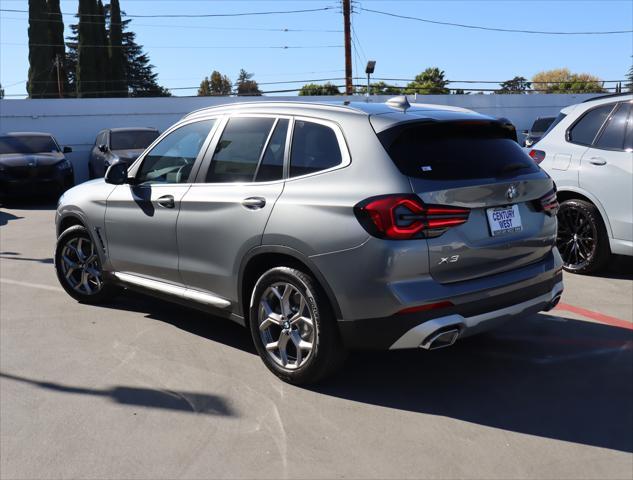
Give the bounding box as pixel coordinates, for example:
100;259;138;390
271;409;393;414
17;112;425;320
377;120;555;284
580;101;633;242
176;115;289;302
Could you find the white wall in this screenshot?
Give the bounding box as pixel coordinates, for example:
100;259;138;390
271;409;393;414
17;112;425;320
0;94;596;181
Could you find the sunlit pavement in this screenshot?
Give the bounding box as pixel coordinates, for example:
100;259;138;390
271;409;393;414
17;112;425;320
1;202;631;479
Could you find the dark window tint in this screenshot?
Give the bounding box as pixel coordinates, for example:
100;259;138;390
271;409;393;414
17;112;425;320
137;120;214;184
0;135;59;154
625;105;633;151
95;132;106;146
378;121;539;181
541;112;566;140
111;130;160;150
207;117;275;183
531;117;555;133
569;103;615;145
290;121;342;177
595;103;631;151
256;119;288;182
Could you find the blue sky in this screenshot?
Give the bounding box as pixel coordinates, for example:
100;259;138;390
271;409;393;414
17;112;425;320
1;0;632;97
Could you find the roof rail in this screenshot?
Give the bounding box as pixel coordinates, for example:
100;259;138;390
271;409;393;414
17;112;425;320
582;92;632;103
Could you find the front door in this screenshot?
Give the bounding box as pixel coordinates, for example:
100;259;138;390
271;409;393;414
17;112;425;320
104;119;217;283
177;116;289;302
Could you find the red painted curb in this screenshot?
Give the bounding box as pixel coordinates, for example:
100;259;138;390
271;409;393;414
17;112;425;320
555;302;633;331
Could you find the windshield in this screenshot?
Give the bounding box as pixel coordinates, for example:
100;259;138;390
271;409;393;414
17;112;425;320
531;117;556;134
378;121;538;180
110;130;159;150
0;136;59;155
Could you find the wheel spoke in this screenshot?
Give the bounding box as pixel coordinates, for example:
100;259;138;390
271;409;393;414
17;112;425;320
290;330;312;351
62;255;78;270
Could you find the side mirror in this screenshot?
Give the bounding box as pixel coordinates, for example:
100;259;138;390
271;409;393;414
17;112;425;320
105;162;129;185
521;130;529;135
98;144;108;153
63;146;73;154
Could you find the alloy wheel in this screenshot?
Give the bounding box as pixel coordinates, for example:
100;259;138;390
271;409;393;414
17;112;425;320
59;236;103;295
257;282;315;370
557;205;597;270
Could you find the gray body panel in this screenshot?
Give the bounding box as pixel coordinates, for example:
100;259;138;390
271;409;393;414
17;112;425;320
56;100;562;349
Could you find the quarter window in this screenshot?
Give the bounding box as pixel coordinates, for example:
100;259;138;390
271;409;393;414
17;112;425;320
255;119;289;182
206;117;275;183
136;120;215;184
289;120;342;177
594;103;631;151
568;103;616;145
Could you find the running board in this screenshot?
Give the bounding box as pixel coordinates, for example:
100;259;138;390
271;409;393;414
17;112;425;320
113;272;231;309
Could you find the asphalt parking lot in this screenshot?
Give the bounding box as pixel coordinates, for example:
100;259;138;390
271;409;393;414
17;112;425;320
1;201;632;480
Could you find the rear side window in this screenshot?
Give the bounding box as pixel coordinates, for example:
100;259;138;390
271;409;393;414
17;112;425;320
568;103;615;145
594;103;631;151
377;121;539;180
207;117;275;183
255;119;289;182
290;120;342;177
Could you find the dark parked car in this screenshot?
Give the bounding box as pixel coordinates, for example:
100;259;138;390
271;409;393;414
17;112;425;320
0;132;74;198
88;127;160;178
522;117;556;147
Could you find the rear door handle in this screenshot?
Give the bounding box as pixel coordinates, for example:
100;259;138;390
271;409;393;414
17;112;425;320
241;197;266;209
589;157;607;166
156;195;175;208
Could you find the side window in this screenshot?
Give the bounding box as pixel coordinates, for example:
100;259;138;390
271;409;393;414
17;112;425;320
289;120;342;178
625;105;633;151
136;119;215;185
95;132;106;147
206;117;275;183
595;103;631;151
569;103;616;145
255;119;289;182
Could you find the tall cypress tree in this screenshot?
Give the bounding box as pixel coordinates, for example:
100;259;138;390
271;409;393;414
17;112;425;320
94;0;108;96
108;0;127;97
27;0;52;98
76;0;98;97
47;0;68;97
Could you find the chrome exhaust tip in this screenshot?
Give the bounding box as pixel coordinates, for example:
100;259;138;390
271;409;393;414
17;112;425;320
421;328;460;350
545;294;562;312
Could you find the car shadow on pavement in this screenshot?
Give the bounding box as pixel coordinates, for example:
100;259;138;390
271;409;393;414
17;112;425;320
0;251;54;264
0;371;235;416
0;198;58;210
597;255;633;280
0;210;25;226
313;314;633;454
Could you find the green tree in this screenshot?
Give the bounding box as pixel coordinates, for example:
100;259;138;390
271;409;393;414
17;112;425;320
76;0;100;97
27;0;52;98
199;71;232;96
531;68;605;94
47;0;69;97
496;76;531;94
356;81;400;95
298;82;341;96
107;0;126;96
235;69;261;96
404;67;450;95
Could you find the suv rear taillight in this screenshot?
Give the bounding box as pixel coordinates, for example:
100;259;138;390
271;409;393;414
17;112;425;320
354;194;470;240
528;149;546;164
534;188;559;216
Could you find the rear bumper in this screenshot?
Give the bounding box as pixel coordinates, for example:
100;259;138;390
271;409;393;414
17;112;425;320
337;256;563;350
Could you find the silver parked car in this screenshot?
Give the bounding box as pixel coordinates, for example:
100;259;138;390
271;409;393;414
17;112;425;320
54;99;563;384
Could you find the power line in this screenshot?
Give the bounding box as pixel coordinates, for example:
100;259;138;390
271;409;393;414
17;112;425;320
3;42;343;50
0;6;335;19
360;7;633;35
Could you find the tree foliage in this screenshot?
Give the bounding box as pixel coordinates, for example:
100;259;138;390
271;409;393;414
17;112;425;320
356;81;400;95
27;0;53;98
496;76;531;94
531;68;605;94
404;67;450;95
298;82;341;96
235;69;261;96
47;0;69;96
107;0;126;96
198;71;232;96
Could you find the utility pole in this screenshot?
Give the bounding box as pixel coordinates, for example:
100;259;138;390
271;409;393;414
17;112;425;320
342;0;353;95
54;54;63;98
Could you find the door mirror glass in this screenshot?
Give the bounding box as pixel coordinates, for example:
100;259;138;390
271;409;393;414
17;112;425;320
105;161;129;185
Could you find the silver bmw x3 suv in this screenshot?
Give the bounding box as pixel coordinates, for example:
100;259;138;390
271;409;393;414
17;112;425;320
55;98;564;384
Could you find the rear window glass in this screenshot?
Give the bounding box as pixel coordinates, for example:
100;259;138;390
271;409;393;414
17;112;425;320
378;121;539;180
0;135;59;154
290;120;342;177
111;130;159;150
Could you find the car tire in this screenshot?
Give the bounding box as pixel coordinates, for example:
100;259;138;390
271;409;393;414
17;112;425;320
556;199;610;274
55;225;119;303
248;267;346;385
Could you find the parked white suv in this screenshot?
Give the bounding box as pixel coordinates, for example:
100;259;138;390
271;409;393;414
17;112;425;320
529;93;632;273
